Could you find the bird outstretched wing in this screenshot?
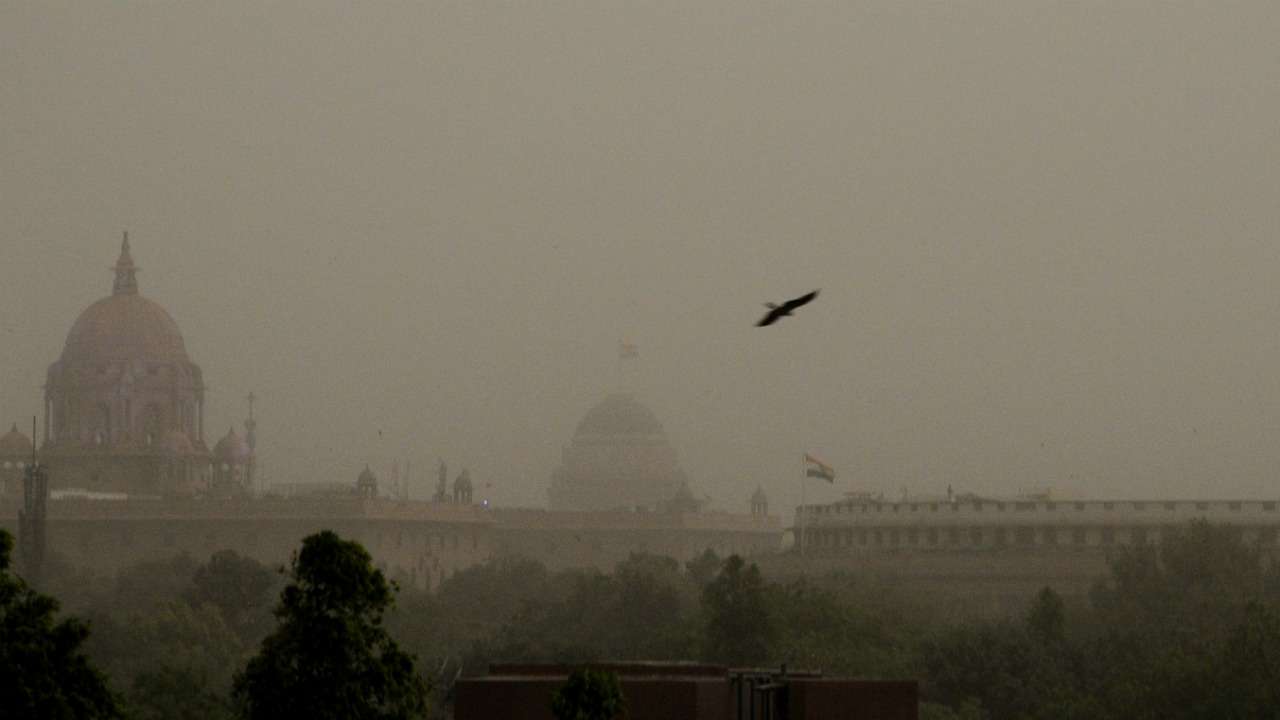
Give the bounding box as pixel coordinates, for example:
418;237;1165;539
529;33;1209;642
756;307;785;327
755;289;818;326
781;290;819;311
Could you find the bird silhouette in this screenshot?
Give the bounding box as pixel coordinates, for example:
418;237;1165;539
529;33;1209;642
756;290;819;327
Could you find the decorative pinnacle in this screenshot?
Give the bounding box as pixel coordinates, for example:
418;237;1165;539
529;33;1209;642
112;231;139;295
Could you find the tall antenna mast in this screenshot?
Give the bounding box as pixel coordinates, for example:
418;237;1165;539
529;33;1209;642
244;392;258;494
19;415;48;585
617;340;639;393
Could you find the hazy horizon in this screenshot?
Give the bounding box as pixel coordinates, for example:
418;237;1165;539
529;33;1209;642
4;2;1280;512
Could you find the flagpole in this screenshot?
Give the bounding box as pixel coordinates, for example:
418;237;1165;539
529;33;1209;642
799;451;806;558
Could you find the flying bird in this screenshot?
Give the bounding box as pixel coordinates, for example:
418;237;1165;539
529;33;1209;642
756;290;819;327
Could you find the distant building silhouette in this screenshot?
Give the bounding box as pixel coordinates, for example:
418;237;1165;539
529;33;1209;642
548;393;689;511
356;465;379;498
751;486;769;518
796;492;1280;560
41;235;217;496
0;235;780;592
453;469;473;504
0;424;33;498
433;460;449;503
211;427;252;496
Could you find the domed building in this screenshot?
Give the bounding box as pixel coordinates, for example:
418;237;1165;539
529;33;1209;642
41;235;211;496
0;423;34;497
211;427;252;495
356;465;379;498
750;486;769;518
548;393;689;511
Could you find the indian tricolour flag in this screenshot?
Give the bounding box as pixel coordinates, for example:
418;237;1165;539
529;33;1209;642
804;453;835;483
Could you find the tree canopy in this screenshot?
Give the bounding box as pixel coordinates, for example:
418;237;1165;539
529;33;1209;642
701;554;775;666
232;531;428;720
187;549;278;633
922;521;1280;719
550;668;626;720
0;529;121;720
14;521;1278;719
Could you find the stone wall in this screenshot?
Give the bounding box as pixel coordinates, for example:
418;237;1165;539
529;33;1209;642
0;496;495;589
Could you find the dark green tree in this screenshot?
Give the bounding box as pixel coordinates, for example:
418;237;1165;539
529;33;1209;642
550;668;626;720
1025;587;1065;646
1083;520;1279;718
701;555;775;666
489;570;616;663
110;553;199;614
392;556;553;661
187;549;278;638
1091;520;1269;643
1201;602;1280;718
0;529;122;719
89;599;246;690
767;578;909;677
921;585;1096;720
232;531;428;720
484;554;700;665
612;553;693;659
129;665;233;720
684;548;722;587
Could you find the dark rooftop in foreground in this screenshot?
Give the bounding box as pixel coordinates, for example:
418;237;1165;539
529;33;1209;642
456;661;918;720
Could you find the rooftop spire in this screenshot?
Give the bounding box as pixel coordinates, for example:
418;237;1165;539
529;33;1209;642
112;231;139;295
244;392;257;452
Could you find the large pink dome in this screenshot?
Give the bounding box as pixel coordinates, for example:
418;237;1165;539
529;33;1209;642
60;293;190;366
42;235;209;498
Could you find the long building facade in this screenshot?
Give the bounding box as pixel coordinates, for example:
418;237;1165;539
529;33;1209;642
770;493;1280;614
797;494;1280;553
0;486;779;590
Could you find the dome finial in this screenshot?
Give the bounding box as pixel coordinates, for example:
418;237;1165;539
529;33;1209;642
113;231;139;295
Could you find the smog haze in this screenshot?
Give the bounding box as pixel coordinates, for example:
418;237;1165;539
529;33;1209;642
3;1;1279;511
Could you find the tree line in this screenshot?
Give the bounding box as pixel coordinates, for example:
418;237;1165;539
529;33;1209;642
4;519;1280;718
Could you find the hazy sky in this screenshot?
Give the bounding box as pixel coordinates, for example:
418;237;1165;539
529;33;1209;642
3;2;1279;511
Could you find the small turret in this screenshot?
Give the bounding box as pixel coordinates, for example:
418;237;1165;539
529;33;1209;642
356;465;378;498
433;459;449;502
210;427;250;496
0;423;34;497
452;469;473;505
751;486;769;518
663;481;703;514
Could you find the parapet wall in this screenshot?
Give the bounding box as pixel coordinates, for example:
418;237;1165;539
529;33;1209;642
493;508;779;532
801;497;1280;529
10;495;493;524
